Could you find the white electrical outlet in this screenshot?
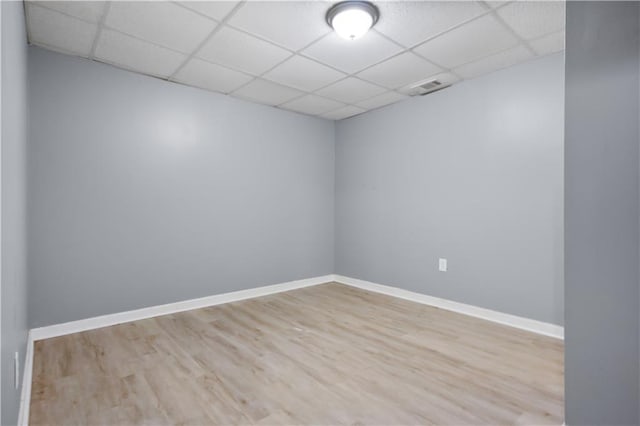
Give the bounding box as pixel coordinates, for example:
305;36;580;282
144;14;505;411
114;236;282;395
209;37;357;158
14;351;19;389
438;258;447;272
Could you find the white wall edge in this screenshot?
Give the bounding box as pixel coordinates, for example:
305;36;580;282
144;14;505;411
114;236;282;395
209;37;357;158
17;331;34;426
333;275;564;340
30;274;335;341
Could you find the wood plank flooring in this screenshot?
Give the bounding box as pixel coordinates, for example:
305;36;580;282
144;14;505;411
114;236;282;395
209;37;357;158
30;283;564;425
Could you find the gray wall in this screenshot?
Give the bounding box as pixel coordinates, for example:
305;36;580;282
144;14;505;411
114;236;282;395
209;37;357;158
335;53;564;325
565;2;640;424
1;1;29;424
28;47;335;327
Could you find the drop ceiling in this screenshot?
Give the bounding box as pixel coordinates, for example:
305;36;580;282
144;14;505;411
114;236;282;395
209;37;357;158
24;0;566;121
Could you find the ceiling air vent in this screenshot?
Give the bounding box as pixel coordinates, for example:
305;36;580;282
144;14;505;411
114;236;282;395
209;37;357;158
409;79;451;96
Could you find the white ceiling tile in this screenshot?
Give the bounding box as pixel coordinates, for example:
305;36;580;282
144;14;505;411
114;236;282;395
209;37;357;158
25;0;557;118
413;14;519;69
27;5;97;56
105;2;216;53
357;52;441;89
232;79;304;106
530;30;565;56
454;45;534;79
355;91;408;110
280;95;345;116
497;1;565;40
322;106;366;120
177;1;240;21
302;31;403;74
174;58;254;94
94;29;187;77
198;26;291;75
263;55;345;92
374;1;488;47
315;78;386;104
485;1;513;9
29;1;106;23
227;1;331;50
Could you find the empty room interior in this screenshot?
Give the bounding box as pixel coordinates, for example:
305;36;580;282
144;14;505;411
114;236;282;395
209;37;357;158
1;0;640;425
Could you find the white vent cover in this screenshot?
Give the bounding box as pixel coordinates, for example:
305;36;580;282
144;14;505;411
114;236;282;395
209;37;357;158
398;73;460;97
407;79;451;96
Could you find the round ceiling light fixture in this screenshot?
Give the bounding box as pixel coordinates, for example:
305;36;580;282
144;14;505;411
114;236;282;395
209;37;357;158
326;1;380;41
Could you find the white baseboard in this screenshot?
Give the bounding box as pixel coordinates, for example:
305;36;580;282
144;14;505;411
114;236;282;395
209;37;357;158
17;331;34;426
30;274;335;341
333;275;564;340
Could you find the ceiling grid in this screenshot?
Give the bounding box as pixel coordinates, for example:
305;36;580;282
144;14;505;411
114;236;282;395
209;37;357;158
24;0;566;120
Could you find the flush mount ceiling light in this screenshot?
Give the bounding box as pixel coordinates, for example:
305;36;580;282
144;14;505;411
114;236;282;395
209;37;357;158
326;1;380;41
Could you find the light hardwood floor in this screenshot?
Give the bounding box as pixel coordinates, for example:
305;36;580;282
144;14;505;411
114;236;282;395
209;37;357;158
30;283;563;425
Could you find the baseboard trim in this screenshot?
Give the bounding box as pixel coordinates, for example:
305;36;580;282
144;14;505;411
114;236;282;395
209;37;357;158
30;274;334;341
333;275;564;340
17;331;34;426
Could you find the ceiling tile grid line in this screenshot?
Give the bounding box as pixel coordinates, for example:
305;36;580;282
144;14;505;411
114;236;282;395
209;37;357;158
104;2;218;53
166;0;247;80
228;2;548;116
231;25;442;110
368;1;556;83
216;5;460;82
107;1;446;112
396;3;495;52
88;2;111;59
408;4;564;81
26;3;223;71
94;23;207;59
83;10;231;81
226;28;349;110
224;1;332;51
426;8;564;74
219;17;416;116
173;1;230;22
26;1;487;99
224;27;332;81
24;0;566;120
448;40;528;76
94;30;188;79
290;7;499;85
486;7;537;56
410;14;519;70
32;0;486;61
225;16;324;53
174;5;350;103
400;1;562;70
241;0;564;117
70;2;389;104
302;3;507;88
26;4;98;57
296;31;405;75
369;28;463;81
27;1;103;26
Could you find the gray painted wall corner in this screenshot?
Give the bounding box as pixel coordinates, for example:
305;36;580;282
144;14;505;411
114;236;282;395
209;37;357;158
335;53;564;326
27;47;335;327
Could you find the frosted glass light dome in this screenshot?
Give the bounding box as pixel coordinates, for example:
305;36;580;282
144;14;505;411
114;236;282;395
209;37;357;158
326;1;379;41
